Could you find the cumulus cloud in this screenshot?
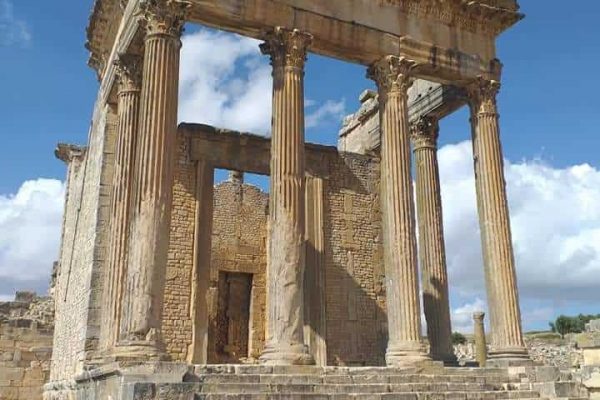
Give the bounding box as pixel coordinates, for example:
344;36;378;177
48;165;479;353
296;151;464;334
306;99;347;129
0;0;31;47
0;179;64;298
440;141;600;331
451;298;487;333
179;29;272;133
179;29;346;134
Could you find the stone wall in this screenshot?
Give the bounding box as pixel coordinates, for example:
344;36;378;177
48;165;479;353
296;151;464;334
0;293;54;400
208;179;268;363
161;131;385;365
323;152;386;366
50;102;116;383
162;133;197;361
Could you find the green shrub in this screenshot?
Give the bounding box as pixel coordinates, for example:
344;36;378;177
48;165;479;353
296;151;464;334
549;314;600;337
451;332;467;345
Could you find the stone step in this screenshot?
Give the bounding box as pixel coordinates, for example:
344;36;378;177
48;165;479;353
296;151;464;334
194;366;512;375
190;374;515;386
196;383;512;394
193;394;544;400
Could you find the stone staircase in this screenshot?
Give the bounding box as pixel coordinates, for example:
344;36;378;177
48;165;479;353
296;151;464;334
503;366;589;400
139;365;551;400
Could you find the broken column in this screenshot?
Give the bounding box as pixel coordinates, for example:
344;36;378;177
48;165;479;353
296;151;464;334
368;56;430;366
473;311;487;367
411;117;456;364
117;0;189;359
259;27;314;365
467;77;529;364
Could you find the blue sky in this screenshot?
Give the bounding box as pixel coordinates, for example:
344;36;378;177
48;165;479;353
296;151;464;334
1;1;599;332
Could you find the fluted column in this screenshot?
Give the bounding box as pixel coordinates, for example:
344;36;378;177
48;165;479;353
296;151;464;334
368;56;430;366
259;27;315;365
411;117;456;364
467;77;529;364
100;53;142;356
117;0;189;359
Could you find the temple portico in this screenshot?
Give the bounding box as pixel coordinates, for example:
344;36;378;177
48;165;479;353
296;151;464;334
47;0;534;398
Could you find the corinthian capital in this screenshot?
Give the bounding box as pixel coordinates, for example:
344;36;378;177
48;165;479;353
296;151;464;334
467;77;501;116
114;53;143;92
367;56;417;97
139;0;191;38
410;117;439;151
260;27;313;70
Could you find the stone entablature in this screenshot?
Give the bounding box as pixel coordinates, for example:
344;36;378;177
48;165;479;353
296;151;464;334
338;82;466;155
86;0;521;93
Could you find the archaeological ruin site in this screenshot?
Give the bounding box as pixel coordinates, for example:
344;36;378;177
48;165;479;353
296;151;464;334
2;0;600;399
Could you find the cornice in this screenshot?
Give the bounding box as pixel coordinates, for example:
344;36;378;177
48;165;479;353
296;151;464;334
55;143;87;164
381;0;523;36
86;0;125;80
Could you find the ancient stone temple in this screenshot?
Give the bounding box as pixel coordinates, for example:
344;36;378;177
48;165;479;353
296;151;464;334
43;0;591;399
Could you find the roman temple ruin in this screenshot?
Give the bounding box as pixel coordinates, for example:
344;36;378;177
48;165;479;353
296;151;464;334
42;0;594;399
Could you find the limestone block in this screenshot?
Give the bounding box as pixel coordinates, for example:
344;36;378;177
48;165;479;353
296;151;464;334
588;320;600;333
18;386;42;399
577;333;600;348
0;367;24;381
585;373;600;400
0;386;18;400
584;349;600;366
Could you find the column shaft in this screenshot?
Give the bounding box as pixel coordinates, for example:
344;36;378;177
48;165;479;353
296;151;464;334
259;27;314;365
368;56;430;366
118;0;189;358
100;54;142;355
473;312;488;367
411;118;456;364
468;78;529;363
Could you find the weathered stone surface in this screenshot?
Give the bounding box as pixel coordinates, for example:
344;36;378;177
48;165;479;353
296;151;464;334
473;312;488;367
467;79;529;365
0;293;53;400
412;117;455;365
259;27;314;366
368;55;429;366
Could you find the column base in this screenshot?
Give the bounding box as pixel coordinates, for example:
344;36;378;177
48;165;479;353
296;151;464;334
486;346;532;367
431;351;459;366
260;343;315;366
111;339;170;362
386;341;432;367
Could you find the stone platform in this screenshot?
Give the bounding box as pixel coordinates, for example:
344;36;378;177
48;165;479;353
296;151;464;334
43;363;590;400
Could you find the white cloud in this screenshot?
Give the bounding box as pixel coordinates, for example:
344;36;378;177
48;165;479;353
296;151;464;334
451;298;487;333
306;99;347;129
439;141;600;329
179;29;272;134
0;0;31;47
0;179;64;297
178;29;346;135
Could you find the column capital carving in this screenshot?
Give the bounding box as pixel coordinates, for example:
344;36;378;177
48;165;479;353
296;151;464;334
473;311;486;322
260;27;313;70
114;53;143;92
411;117;439;151
367;56;417;97
467;77;501;116
138;0;191;39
